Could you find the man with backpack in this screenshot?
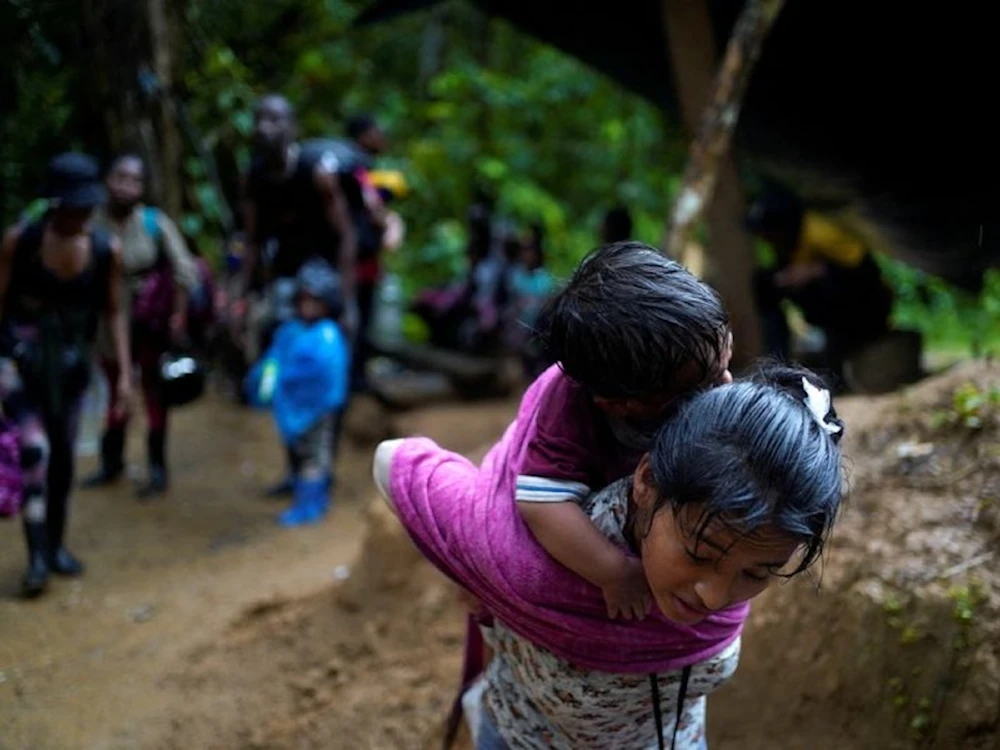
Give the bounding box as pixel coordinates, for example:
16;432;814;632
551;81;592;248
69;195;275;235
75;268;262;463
342;114;392;392
82;153;200;498
236;95;357;349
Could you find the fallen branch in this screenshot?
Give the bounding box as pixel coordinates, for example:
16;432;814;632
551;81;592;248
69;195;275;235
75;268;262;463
938;551;995;582
664;0;786;258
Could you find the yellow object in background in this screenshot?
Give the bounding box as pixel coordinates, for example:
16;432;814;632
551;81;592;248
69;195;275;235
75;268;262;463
793;212;866;268
368;170;410;199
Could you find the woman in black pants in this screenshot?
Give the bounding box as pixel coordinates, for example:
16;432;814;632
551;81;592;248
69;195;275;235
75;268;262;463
0;153;130;597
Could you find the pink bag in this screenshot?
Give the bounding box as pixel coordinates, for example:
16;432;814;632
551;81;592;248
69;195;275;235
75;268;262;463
0;415;23;518
132;264;174;332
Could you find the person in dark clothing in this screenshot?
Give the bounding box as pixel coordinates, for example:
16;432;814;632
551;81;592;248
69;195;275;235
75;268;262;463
236;95;357;497
0;153;131;597
344;113;390;392
747;188;894;388
237;94;357;347
410;193;507;356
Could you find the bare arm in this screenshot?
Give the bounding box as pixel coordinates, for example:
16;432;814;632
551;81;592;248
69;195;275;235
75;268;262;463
238;173;260;302
158;214;198;335
0;227;19;316
518;501;628;588
106;238;131;372
315;168;356;302
518;501;651;619
159;214;199;293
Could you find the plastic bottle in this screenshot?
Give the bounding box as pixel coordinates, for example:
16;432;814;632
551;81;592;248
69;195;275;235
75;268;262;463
372;273;404;346
77;364;108;457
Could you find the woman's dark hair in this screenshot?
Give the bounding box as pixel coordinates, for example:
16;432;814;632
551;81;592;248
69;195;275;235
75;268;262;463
536;241;729;399
646;362;844;575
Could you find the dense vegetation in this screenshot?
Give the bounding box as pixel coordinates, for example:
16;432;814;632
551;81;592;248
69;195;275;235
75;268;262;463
2;0;996;354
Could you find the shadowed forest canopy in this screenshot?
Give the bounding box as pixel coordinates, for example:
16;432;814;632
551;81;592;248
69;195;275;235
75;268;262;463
0;0;997;351
358;0;1000;291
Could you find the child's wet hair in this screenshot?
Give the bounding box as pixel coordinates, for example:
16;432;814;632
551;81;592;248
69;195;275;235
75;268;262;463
536;242;730;399
645;361;844;575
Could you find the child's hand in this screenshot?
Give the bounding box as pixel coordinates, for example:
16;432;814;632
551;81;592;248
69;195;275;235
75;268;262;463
601;556;652;621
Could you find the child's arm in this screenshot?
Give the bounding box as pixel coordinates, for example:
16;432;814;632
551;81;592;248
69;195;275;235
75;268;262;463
517;500;651;620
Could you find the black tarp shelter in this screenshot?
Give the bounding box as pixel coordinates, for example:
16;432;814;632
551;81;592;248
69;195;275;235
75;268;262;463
357;0;999;290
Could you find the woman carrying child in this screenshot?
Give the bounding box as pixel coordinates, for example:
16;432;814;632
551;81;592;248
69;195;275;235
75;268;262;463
372;242;844;748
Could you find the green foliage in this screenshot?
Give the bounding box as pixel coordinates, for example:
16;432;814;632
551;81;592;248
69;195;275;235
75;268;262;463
948;581;987;625
174;0;687;283
1;0;997;355
930;382;1000;431
878;256;1000;356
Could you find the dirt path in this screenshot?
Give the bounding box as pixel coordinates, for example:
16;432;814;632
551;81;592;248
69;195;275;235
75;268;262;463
0;393;516;750
3;363;997;750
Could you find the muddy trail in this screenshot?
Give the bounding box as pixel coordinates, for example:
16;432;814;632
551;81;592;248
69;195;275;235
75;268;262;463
1;363;998;749
0;393;514;749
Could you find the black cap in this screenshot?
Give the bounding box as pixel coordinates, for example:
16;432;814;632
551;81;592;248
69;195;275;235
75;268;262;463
42;152;106;210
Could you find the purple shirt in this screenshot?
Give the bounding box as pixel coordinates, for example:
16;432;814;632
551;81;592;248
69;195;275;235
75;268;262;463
515;366;644;504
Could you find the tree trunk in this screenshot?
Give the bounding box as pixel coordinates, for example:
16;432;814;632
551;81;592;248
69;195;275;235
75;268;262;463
147;0;184;219
662;0;784;368
78;0;184;217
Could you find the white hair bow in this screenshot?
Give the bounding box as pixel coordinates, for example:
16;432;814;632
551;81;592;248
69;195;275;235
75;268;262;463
802;377;842;435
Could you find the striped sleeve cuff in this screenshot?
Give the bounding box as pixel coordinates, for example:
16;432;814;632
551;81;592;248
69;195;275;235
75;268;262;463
515;475;591;504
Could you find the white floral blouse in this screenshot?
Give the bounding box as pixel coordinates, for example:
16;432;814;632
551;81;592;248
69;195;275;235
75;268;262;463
480;478;741;749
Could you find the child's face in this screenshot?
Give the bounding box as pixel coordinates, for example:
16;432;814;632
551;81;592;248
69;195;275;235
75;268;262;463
297;293;327;323
631;455;799;625
594;332;734;424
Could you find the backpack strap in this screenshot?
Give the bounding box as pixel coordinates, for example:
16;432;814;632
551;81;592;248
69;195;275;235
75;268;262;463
142;206;162;245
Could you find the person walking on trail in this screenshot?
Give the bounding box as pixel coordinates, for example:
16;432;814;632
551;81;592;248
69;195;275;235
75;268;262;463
237;94;358;348
245;258;350;527
0;152;131;597
81;154;200;498
343;114;390;392
235;94;357;497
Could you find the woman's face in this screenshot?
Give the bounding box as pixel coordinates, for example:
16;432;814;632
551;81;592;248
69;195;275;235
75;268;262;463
107;157;145;209
632;456;800;626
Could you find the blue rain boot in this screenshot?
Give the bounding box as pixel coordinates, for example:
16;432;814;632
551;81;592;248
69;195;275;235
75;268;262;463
278;475;330;527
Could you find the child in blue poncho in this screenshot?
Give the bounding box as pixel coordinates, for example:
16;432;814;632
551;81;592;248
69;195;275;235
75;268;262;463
246;258;350;526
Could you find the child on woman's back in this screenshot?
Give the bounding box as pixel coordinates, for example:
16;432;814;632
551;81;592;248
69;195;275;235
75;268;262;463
513;241;733;619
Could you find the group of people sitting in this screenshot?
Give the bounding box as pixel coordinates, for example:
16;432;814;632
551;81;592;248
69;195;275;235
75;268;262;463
411;199;639;383
411;195;556;378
